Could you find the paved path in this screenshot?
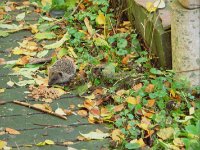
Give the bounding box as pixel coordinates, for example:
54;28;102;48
0;1;109;149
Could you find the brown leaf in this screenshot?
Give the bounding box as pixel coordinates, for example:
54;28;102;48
147;99;155;107
77;110;88;117
132;83;143;92
111;129;124;142
121;54;132;65
83;99;96;110
114;104;124;112
5;128;20;135
145;84;154;93
84;17;94;36
0;58;6;65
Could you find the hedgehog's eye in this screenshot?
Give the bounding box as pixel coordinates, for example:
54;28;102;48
58;72;63;77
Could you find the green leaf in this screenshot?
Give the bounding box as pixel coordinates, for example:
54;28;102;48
94;38;109;47
150;68;163;75
125;143;141;149
117;39;127;49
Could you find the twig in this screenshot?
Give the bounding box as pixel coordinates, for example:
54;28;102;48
29;57;51;64
13;100;67;120
70;0;84;16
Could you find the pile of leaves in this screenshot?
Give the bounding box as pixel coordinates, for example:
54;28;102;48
0;0;200;149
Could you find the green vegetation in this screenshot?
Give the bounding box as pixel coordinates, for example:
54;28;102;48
0;0;199;149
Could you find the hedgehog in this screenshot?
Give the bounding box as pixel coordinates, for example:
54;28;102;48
48;57;76;85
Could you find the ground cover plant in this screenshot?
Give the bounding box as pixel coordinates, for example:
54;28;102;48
0;0;199;149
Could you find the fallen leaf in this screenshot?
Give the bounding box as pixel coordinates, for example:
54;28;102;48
15;80;35;86
34;32;56;41
147;99;155;107
5;127;20;135
41;0;52;6
83;94;95;100
77;110;88;117
157;127;174;140
132;83;143;92
126;96;140;105
173;138;184;147
44;139;54;145
44;32;69;49
80;130;110;140
55;108;66;116
114;104;124;112
130;138;146;147
0;140;7;149
189;107;195;115
0;88;5;93
111;129;124;142
84;17;94;36
145;84;154;93
16;56;30;65
63;141;74;145
7;80;15;87
16;12;25;21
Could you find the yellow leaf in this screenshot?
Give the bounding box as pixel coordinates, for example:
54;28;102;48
146;2;157;12
170;89;176;97
157;127;174;140
137;123;149;131
111;129;124;142
173;138;184;147
130;138;146;147
0;88;5;93
45;139;55;145
36;141;46;146
68;47;78;58
41;0;52;6
96;13;106;25
0;140;7;149
126;96;140;105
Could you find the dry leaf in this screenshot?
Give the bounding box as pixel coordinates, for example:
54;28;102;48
55;108;66;116
84;17;94;36
157;127;174;140
77;110;88;117
147;99;155;107
132;83;143;92
5;128;20;135
145;84;154;93
0;58;6;65
126;96;140;105
111;129;124;142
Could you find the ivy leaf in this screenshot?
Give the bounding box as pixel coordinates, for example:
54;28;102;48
150;68;163;75
117;39;127;49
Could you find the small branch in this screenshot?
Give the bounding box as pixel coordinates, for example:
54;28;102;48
13;100;67;120
29;57;51;64
70;0;84;16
